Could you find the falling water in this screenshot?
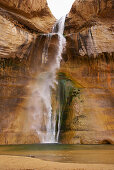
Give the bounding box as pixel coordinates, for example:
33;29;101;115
52;16;66;34
30;16;66;143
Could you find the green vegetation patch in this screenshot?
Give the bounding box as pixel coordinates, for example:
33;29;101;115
56;72;81;135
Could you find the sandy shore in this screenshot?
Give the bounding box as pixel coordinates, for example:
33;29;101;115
0;155;114;170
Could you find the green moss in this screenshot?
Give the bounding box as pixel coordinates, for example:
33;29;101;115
56;72;81;136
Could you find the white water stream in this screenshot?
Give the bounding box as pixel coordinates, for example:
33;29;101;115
30;16;66;143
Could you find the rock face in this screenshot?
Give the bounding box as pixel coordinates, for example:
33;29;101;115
0;0;56;144
59;54;114;144
0;33;62;144
0;11;33;58
65;0;113;34
0;0;55;59
0;0;49;14
0;0;113;145
58;0;114;144
64;0;114;55
0;0;55;33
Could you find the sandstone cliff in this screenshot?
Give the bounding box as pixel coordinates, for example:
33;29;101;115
65;0;113;33
0;0;113;144
0;0;56;144
58;0;114;144
0;0;55;33
0;0;55;58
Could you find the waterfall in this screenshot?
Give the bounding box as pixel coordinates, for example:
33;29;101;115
30;16;66;143
52;16;66;34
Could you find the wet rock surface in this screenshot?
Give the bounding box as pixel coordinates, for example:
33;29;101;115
0;0;113;144
59;54;114;144
0;34;61;144
57;0;114;144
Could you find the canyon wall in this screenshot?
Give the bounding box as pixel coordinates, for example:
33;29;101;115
59;53;114;144
0;0;55;33
58;0;114;144
65;0;113;34
0;33;61;144
0;0;56;58
0;0;114;144
0;0;56;144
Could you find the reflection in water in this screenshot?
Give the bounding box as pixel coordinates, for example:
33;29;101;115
0;144;114;164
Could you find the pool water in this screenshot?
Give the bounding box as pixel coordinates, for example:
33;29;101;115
0;144;114;164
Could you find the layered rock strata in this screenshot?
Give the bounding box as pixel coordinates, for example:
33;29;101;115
0;0;113;144
0;34;60;144
65;0;113;34
0;0;56;144
59;53;114;144
58;0;114;144
0;0;55;33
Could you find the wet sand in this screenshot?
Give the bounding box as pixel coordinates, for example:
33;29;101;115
0;144;114;169
0;155;114;170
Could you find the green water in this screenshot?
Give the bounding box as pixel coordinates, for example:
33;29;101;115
0;144;114;164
